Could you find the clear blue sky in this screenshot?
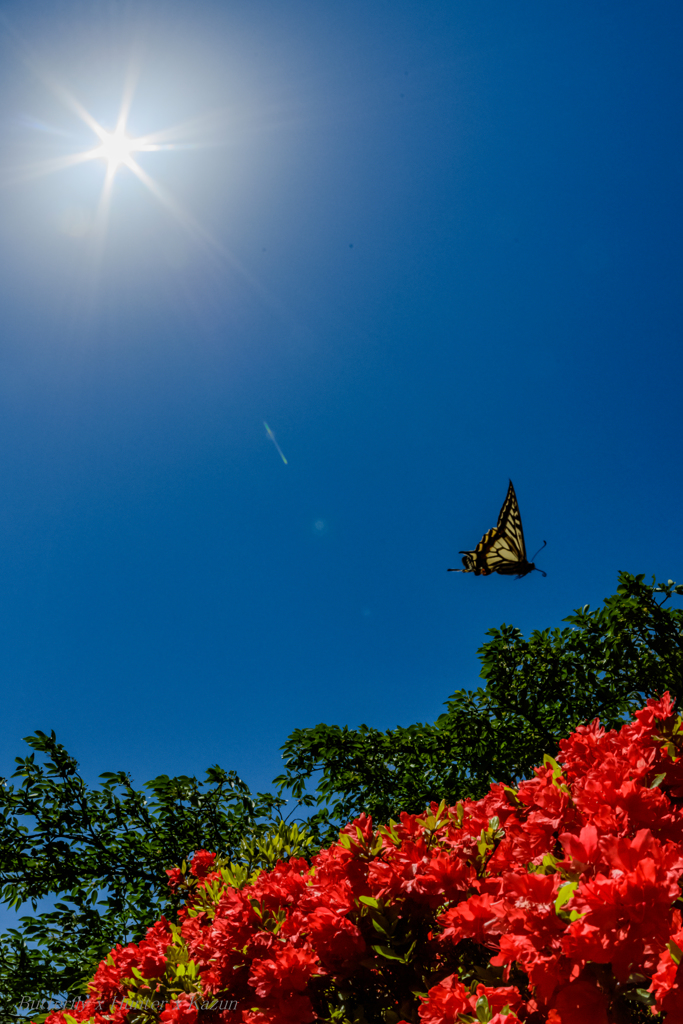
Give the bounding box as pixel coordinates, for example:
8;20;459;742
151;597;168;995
0;0;681;799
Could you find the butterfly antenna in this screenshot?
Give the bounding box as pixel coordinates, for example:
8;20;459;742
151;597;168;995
530;539;547;563
529;539;547;577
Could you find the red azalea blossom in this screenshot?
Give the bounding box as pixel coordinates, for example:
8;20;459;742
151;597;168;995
190;850;217;878
305;905;366;971
417;974;472;1022
41;694;683;1024
166;866;185;891
249;945;322;998
551;975;610;1024
160;994;199;1024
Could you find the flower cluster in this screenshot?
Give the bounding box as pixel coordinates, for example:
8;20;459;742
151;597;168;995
43;694;683;1023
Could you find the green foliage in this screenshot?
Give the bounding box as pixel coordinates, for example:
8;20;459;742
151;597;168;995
0;733;286;1022
275;573;683;844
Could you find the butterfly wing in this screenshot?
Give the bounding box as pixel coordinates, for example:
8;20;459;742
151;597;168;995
493;480;527;563
458;526;503;575
455;481;534;577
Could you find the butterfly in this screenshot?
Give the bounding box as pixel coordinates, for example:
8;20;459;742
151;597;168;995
448;480;546;578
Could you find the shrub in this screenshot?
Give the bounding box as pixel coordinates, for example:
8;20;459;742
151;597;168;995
40;692;683;1023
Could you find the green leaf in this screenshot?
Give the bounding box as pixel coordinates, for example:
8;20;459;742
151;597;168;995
669;939;683;966
555;881;578;914
475;994;492;1022
371;944;409;962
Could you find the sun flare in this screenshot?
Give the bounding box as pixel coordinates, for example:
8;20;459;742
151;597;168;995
14;66;235;266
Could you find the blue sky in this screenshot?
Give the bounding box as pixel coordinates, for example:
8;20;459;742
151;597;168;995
0;0;681;802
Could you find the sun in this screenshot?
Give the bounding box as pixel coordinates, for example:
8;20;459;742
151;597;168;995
97;128;136;171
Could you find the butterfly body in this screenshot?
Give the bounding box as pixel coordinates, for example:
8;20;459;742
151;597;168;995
450;480;546;579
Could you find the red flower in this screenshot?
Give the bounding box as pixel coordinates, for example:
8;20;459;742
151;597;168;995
306;906;366;972
558;824;600;872
160;994;199;1024
417;974;471;1023
190;849;217;878
439;892;505;945
45;693;683;1024
249;946;321;998
165;866;184;891
551;976;609;1024
650;925;683;1014
419;977;523;1024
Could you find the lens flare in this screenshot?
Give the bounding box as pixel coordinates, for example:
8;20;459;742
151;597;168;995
264;422;288;465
